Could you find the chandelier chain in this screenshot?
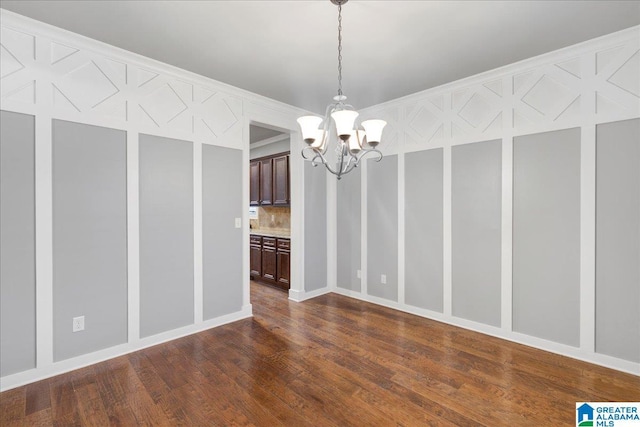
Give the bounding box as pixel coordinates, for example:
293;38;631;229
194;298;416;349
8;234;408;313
337;2;343;97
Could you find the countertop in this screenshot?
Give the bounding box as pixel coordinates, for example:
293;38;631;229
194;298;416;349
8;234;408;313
250;229;291;239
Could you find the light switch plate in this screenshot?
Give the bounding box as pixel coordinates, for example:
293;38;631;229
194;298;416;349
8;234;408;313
381;274;387;284
235;218;241;228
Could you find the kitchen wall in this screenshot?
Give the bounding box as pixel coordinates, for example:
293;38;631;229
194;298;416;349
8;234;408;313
250;206;291;234
333;26;640;375
0;10;323;390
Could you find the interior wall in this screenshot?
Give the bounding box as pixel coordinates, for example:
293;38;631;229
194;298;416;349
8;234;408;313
451;140;502;327
203;145;244;320
404;148;443;312
513;128;581;346
52;120;128;362
332;26;640;375
304;162;327;292
367;155;399;302
0;110;36;376
336;167;361;292
139;134;194;338
0;11;312;390
595;118;640;363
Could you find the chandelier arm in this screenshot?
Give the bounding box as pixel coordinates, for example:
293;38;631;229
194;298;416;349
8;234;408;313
301;146;319;160
306;149;344;177
353;148;383;167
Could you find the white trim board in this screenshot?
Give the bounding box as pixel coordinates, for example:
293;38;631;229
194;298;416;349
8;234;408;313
335;24;640;377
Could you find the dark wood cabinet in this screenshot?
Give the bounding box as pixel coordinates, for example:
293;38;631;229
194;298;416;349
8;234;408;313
249;152;289;206
272;155;289;206
250;234;290;290
249;161;261;206
261;237;277;281
249;235;262;276
276;238;290;286
259;158;273;205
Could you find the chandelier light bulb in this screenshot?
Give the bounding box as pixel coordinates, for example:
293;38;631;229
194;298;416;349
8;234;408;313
297;116;323;145
311;129;327;151
348;129;365;154
361;119;387;147
331;110;359;141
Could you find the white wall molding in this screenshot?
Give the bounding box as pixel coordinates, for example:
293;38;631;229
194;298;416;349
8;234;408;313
337;25;640;376
0;8;311;391
288;286;331;303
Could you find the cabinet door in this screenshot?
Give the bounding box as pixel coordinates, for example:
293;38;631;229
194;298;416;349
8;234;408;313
262;247;276;281
260;159;273;205
249;161;260;206
276;250;290;287
273;155;289;206
250;245;262;277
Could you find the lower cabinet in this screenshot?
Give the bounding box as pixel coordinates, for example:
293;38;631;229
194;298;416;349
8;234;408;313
250;234;290;290
276;251;290;286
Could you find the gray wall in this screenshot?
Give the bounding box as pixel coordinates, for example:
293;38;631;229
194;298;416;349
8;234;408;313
596;118;640;362
367;155;398;302
52;120;128;361
304;162;327;292
513;128;581;346
203;145;243;319
1;111;36;376
405;148;443;312
139;134;194;337
452;140;502;327
337;167;361;292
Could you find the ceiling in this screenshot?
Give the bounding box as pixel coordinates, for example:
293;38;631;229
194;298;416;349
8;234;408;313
2;1;639;113
250;125;286;144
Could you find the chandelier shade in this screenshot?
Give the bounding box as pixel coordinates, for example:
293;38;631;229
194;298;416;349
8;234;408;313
297;0;386;180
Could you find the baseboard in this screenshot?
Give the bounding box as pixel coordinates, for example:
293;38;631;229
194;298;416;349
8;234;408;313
0;306;253;392
288;286;331;302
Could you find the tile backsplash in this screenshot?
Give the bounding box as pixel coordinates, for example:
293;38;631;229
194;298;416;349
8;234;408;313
250;206;290;233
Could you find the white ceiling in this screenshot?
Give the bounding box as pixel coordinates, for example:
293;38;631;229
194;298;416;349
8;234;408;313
2;1;639;113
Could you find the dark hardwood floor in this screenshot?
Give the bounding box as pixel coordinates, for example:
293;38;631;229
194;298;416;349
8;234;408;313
2;283;638;426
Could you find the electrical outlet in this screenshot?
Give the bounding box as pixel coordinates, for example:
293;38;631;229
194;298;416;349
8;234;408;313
381;274;387;284
271;214;275;222
72;316;85;332
234;217;242;228
356;269;361;279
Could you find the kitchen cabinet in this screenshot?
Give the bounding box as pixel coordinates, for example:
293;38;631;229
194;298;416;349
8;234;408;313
250;234;290;290
276;238;290;286
261;237;277;281
249;161;260;206
260;158;273;205
249;235;262;276
249;152;289;206
272;154;290;206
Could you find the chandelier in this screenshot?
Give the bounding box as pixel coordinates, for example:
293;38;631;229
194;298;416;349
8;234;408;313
297;0;386;180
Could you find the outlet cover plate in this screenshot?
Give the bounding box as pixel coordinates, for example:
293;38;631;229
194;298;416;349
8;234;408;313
73;316;85;332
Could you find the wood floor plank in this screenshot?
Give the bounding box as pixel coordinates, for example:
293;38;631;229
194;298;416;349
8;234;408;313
2;282;639;426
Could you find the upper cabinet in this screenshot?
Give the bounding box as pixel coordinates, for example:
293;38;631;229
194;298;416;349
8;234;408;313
249;161;261;206
260;158;273;205
250;152;290;206
272;154;289;206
